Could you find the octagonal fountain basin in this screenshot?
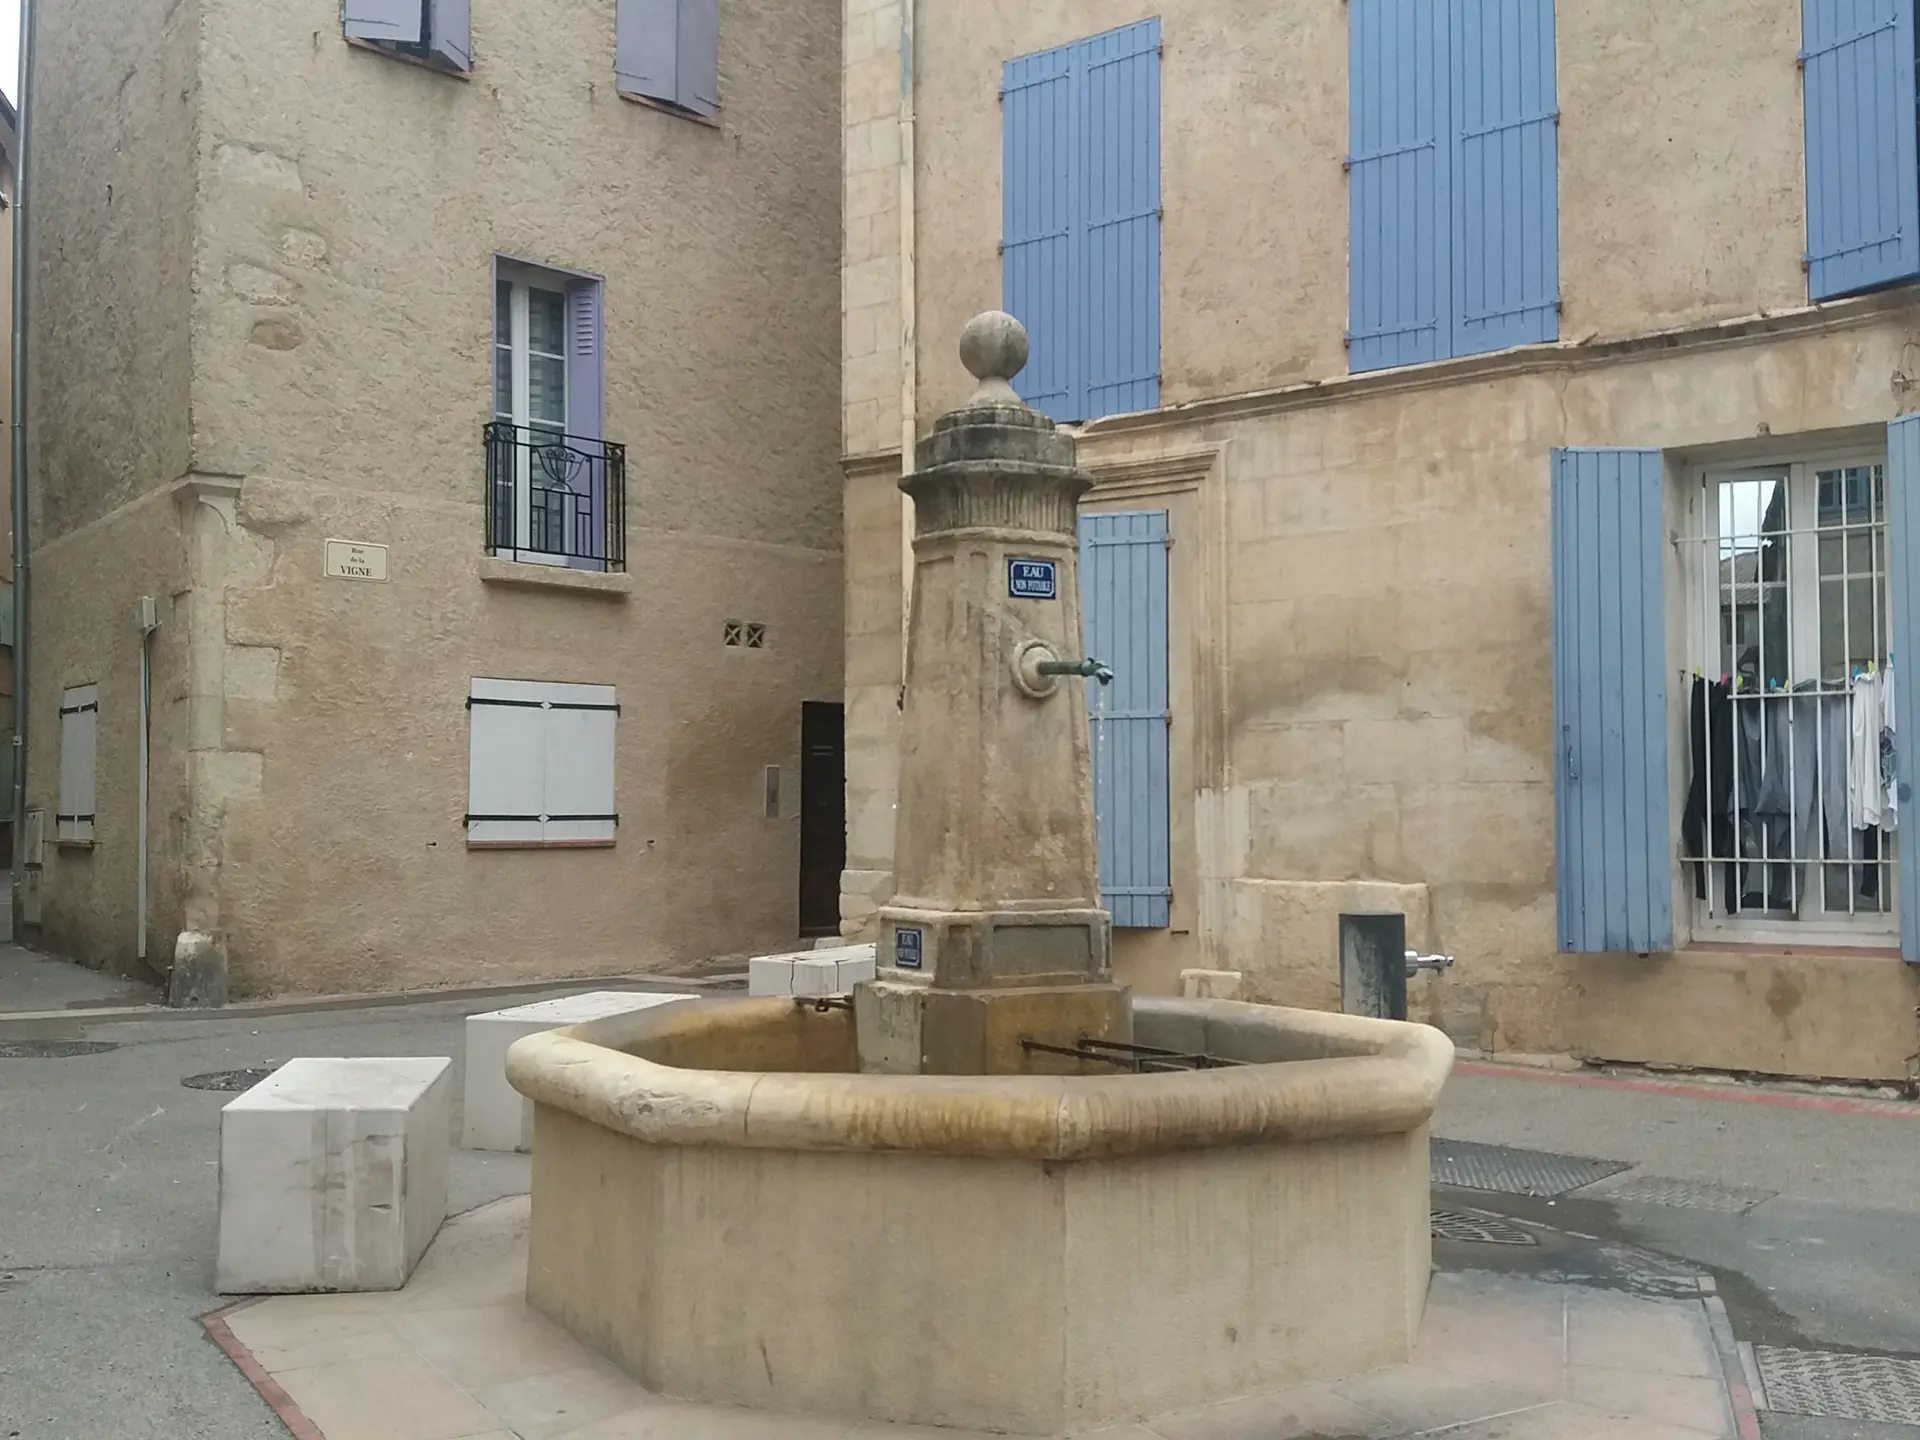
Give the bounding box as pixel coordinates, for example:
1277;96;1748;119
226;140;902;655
506;995;1453;1438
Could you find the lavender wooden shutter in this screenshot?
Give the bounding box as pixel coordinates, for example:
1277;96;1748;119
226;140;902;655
1551;448;1672;954
1885;414;1920;960
615;0;678;103
1002;42;1074;418
1347;0;1449;371
1801;0;1920;299
566;281;606;570
1450;0;1557;355
1079;511;1172;929
428;0;471;72
677;0;720;116
343;0;423;44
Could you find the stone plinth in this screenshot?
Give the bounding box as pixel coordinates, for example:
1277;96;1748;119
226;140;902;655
216;1057;452;1294
507;995;1452;1435
463;991;700;1152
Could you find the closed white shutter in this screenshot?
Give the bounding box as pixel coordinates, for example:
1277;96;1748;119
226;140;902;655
58;685;98;845
467;678;617;847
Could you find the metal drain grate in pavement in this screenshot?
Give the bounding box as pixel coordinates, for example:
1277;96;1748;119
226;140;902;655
1755;1347;1920;1425
1431;1139;1631;1196
0;1040;120;1058
181;1066;281;1093
1586;1174;1776;1213
1430;1208;1539;1245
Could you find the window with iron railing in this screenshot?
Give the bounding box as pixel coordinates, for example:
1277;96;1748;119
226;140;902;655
1678;454;1896;943
488;259;625;571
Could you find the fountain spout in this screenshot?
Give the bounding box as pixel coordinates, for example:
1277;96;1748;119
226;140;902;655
1037;656;1113;685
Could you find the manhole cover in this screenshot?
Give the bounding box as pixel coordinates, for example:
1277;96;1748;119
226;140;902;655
1586;1174;1776;1213
1431;1139;1631;1196
182;1066;281;1093
1430;1208;1539;1246
1756;1346;1920;1425
0;1040;120;1058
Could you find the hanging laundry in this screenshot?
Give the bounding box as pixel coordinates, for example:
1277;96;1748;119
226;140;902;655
1849;669;1885;831
1881;660;1898;830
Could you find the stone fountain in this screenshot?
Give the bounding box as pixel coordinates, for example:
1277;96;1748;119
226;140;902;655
507;315;1452;1437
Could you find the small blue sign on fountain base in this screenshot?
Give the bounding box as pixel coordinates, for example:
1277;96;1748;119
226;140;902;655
1007;558;1057;600
894;927;924;970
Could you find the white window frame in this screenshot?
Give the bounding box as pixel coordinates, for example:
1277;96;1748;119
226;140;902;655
1679;446;1897;947
493;262;573;567
57;683;97;847
466;678;617;849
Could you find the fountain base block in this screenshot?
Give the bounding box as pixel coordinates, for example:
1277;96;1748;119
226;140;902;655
853;977;1131;1075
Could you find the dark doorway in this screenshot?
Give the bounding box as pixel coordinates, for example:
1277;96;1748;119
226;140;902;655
798;701;846;937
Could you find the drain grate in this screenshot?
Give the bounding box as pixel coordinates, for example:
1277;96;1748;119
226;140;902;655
1586;1174;1776;1213
182;1066;281;1093
1755;1347;1920;1425
1430;1208;1539;1246
0;1040;120;1059
1431;1139;1631;1197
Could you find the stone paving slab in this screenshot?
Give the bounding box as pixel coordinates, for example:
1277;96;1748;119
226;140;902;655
215;1198;1742;1440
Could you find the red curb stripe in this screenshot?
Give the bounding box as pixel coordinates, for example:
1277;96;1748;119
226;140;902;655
203;1303;327;1440
1455;1060;1920;1118
1700;1291;1765;1440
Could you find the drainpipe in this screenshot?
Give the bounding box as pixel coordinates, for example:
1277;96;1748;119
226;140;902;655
9;0;36;929
135;598;158;964
897;0;916;678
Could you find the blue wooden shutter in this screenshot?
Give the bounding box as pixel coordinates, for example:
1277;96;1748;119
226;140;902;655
616;0;678;104
1550;449;1672;954
428;0;471;72
1450;0;1558;355
1079;511;1172;929
343;0;422;45
1347;0;1450;372
1885;415;1920;960
677;0;720;116
1002;44;1075;417
1080;20;1160;419
1802;0;1920;300
567;281;606;570
1003;19;1160;422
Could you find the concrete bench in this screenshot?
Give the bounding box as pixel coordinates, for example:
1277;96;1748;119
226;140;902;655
216;1057;452;1295
747;943;877;999
463;991;701;1152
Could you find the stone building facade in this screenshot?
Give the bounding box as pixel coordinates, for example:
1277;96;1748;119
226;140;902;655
25;0;844;996
841;0;1920;1081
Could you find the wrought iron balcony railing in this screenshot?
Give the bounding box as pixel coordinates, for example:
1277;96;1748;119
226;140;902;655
484;422;627;571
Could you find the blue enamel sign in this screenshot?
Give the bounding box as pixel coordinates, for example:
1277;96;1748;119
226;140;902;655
895;927;924;970
1008;558;1058;600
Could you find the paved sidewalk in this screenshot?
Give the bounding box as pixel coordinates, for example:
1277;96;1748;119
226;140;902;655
218;1196;1741;1440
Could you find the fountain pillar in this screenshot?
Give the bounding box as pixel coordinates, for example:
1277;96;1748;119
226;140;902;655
854;313;1130;1075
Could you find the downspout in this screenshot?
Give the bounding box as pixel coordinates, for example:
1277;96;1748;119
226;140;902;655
897;0;916;680
135;599;158;964
9;0;36;932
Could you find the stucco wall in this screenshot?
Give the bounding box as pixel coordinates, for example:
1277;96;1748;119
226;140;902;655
843;302;1920;1079
32;0;846;993
840;0;1816;453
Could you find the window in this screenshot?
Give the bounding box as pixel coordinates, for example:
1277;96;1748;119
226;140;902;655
1347;0;1558;373
1080;511;1172;928
57;684;97;846
343;0;472;74
1551;429;1920;961
615;0;720;118
487;260;615;569
1676;457;1897;942
1001;18;1161;424
1801;0;1919;300
466;679;618;848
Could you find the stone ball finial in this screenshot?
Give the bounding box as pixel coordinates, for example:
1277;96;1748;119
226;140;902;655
959;311;1029;406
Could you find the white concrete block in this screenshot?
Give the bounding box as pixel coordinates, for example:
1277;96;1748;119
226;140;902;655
1181;968;1244;1001
747;944;878;999
463;991;700;1152
216;1057;453;1295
